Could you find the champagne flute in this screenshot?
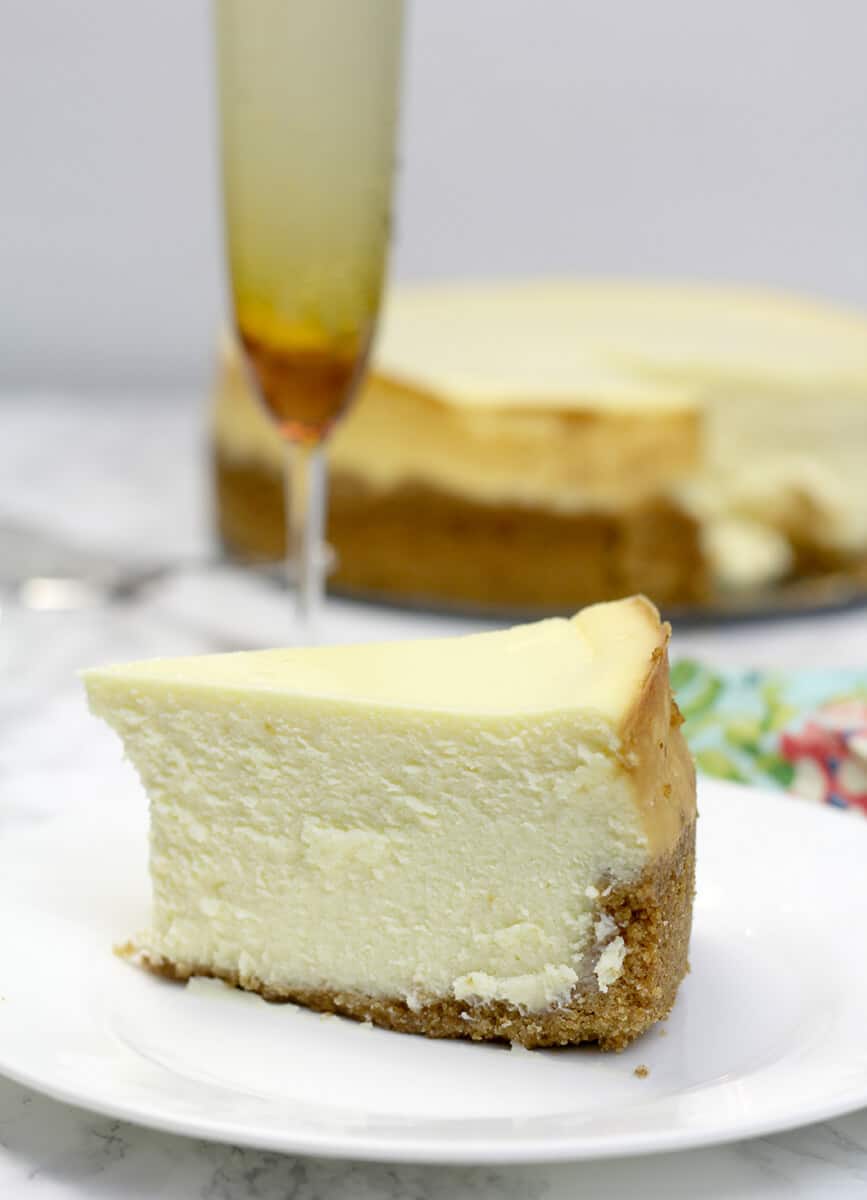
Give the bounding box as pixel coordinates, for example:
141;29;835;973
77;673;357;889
214;0;404;638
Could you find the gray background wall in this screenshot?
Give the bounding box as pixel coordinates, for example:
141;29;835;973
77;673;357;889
1;0;865;390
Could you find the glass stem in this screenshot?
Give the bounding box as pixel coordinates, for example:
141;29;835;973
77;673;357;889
285;441;327;642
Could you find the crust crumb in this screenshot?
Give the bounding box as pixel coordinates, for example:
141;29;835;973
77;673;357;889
634;1064;650;1078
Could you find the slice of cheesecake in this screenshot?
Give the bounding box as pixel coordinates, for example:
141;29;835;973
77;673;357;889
84;596;695;1049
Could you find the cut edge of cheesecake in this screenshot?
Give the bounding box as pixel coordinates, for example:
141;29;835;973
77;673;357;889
85;596;696;1051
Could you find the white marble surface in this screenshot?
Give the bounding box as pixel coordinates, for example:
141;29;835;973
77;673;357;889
3;391;867;1199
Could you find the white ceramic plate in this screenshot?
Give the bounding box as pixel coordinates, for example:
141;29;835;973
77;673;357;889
2;775;866;1164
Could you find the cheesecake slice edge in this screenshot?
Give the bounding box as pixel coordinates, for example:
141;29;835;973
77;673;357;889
84;596;696;1050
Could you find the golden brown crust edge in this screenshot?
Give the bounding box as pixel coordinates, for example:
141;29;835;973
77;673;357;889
618;605;698;855
130;816;695;1052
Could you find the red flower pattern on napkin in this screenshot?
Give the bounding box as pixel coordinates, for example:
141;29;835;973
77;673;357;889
780;701;867;814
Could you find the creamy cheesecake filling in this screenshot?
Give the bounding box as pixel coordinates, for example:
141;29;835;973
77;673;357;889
114;701;648;1010
214;346;698;511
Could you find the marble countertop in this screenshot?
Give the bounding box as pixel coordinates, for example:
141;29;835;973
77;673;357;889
3;391;867;1199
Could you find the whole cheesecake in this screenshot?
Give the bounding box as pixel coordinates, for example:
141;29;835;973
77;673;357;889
84;596;696;1050
214;280;867;611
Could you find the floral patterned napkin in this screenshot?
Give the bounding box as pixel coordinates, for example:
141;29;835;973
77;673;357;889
672;661;867;815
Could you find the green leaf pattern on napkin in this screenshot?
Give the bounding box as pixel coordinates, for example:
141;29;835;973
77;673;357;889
672;661;867;813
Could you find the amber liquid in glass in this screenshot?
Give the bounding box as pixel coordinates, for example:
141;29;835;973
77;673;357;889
238;325;366;445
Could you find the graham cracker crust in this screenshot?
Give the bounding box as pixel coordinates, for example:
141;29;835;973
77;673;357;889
133;816;695;1052
214;451;709;611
